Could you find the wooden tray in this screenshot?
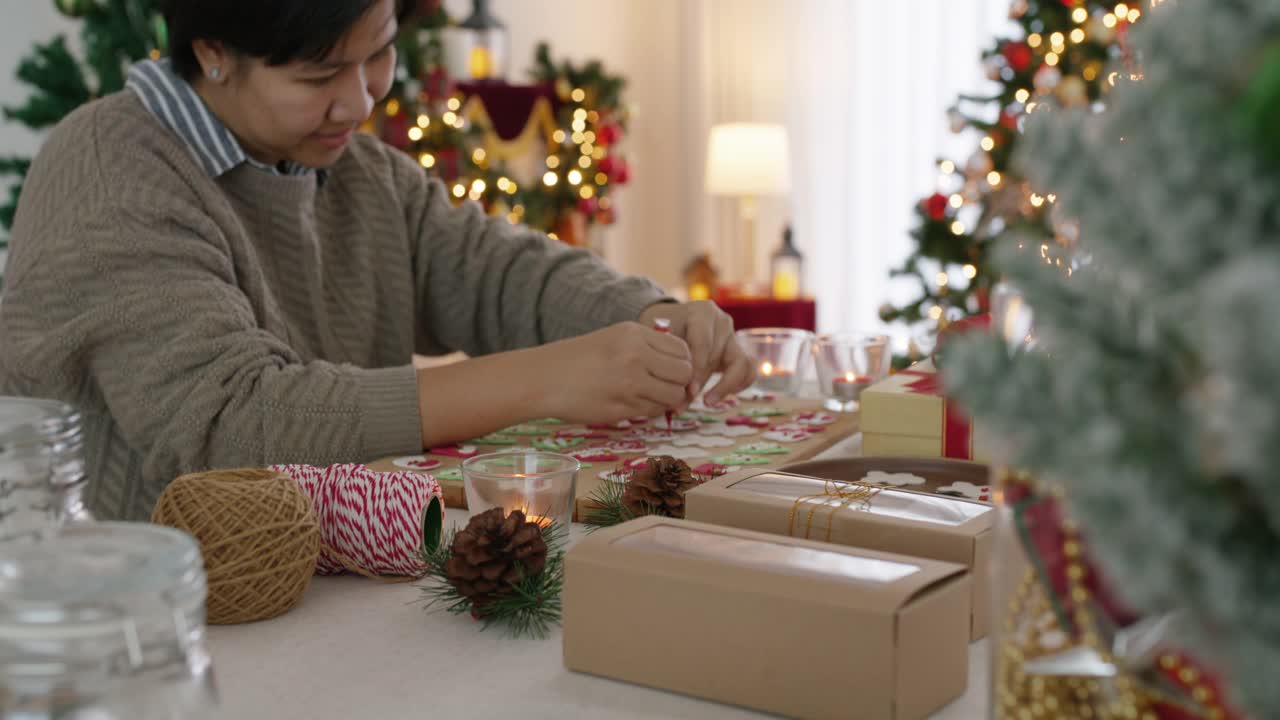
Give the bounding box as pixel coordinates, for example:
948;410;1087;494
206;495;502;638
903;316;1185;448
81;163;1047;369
367;395;861;520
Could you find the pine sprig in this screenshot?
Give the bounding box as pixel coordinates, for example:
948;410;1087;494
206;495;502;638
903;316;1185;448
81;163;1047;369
580;474;639;530
417;520;567;639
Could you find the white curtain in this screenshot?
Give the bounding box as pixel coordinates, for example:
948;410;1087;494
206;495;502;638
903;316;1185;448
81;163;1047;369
685;0;1014;334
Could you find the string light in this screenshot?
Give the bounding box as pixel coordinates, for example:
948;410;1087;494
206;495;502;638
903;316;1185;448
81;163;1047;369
574;108;588;121
1015;88;1030;103
506;181;518;195
571;131;585;144
1083;65;1100;81
581;143;595;155
452;183;465;198
1127;8;1140;22
547;156;561;168
578;156;592;169
1107;71;1120;86
447;97;462;111
407;127;424;142
940;160;956;174
1027;101;1039;112
416;114;430;128
981;136;995;151
951;221;966;235
1030;193;1046;208
497;177;511;192
1046;193;1058;203
471;179;486;194
543;171;559;187
583;131;596;144
553;129;566;144
567;169;583;185
472;148;487;164
571;88;586;102
386;98;401;116
580;185;595;199
1070;28;1086;43
936;272;950;287
442;111;457;125
1103;13;1118;28
587;111;599;123
595;172;609;185
1045;52;1060;66
592;147;606;160
419;153;435;169
928;305;944;320
1114;3;1129;18
1028;33;1043;48
949;194;964;209
1050;32;1065;46
1072;7;1088;23
987;171;1003;186
963;264;978;279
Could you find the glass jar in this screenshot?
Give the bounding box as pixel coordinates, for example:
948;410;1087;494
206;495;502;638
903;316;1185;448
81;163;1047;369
735;328;814;396
463;451;580;528
0;522;218;719
0;396;88;544
810;333;890;413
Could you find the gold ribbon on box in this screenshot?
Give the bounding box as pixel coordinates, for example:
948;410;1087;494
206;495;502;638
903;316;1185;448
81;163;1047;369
788;481;882;542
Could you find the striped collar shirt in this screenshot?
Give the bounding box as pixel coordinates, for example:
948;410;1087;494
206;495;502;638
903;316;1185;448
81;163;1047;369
125;59;324;184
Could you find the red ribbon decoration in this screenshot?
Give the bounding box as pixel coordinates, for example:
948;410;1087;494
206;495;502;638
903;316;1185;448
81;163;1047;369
900;368;974;460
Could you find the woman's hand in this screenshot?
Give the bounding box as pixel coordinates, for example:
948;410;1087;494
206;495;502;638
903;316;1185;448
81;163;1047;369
638;301;755;404
528;321;696;424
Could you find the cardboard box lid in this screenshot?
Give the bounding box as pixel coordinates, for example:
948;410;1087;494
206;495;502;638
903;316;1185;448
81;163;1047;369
689;469;993;533
570;516;968;615
861;360;947;439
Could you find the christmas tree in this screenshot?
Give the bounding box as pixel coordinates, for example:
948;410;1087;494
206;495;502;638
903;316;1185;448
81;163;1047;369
880;0;1145;355
946;0;1279;714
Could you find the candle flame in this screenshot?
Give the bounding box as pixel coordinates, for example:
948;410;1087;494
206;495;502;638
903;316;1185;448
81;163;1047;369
761;361;774;376
845;371;856;382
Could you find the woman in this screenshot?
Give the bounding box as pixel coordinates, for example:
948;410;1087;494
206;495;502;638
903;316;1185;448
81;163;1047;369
0;0;754;521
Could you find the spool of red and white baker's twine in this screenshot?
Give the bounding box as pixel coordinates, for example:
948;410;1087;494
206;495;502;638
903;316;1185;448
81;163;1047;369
272;464;442;577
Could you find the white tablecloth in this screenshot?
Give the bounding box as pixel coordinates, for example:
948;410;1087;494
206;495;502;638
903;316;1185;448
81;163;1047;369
206;435;991;719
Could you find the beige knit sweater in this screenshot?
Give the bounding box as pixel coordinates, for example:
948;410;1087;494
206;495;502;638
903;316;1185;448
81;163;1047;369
0;92;665;521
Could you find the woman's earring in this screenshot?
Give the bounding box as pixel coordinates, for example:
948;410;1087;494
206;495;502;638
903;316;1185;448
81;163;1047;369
209;66;221;81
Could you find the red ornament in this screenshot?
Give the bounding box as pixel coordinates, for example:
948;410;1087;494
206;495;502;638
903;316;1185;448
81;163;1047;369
923;192;950;221
999;109;1020;132
597;155;617;176
612;161;631;185
595;123;623;146
577;196;598;216
1001;41;1034;73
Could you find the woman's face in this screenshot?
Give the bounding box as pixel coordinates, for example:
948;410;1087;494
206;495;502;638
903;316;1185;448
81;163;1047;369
198;0;399;169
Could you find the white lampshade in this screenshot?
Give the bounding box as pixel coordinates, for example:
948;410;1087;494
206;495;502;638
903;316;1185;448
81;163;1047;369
705;123;791;197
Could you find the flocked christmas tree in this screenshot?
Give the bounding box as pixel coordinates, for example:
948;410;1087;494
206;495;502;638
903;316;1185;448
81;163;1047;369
881;0;1147;356
946;0;1280;715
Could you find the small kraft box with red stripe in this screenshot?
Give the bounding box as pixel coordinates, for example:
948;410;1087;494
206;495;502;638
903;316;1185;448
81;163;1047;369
860;360;990;462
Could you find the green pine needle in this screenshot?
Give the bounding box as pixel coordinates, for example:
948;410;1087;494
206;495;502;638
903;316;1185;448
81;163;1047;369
580;475;639;530
417;520;568;640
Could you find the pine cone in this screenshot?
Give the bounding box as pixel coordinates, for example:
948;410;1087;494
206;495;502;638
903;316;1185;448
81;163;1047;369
623;456;700;518
444;508;548;607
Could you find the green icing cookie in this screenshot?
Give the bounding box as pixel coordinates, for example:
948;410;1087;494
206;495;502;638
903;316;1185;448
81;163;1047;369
738;442;789;455
712;453;772;466
472;433;518;445
743;407;787;418
503;424;550;436
434;467;464;482
533;436;585;451
530;417;566;425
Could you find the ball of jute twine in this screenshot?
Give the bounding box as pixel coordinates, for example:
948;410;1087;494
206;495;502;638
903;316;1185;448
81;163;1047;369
151;468;320;625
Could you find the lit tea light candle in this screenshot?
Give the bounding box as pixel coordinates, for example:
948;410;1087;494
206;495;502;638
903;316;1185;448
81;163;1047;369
831;372;871;402
754;361;794;393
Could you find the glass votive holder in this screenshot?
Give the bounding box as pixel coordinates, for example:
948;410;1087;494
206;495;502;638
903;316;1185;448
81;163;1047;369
462;451;580;528
811;333;891;412
735;328;814;396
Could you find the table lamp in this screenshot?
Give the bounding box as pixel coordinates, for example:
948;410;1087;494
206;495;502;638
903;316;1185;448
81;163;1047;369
705;123;791;291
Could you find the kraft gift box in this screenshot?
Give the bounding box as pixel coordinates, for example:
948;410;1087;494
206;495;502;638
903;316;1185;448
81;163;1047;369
563;516;970;720
685;468;993;640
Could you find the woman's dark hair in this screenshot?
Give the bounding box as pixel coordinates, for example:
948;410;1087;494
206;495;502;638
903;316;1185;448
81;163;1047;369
161;0;415;79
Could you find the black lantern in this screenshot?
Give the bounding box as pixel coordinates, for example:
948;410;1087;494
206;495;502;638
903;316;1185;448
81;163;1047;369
444;0;508;81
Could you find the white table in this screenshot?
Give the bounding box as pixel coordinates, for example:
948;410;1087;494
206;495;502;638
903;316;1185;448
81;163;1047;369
207;434;991;719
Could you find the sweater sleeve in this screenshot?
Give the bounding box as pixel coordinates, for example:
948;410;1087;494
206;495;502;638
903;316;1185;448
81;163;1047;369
0;194;424;492
391;151;671;357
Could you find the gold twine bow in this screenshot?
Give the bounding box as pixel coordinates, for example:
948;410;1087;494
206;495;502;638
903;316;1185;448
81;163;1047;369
788;481;882;542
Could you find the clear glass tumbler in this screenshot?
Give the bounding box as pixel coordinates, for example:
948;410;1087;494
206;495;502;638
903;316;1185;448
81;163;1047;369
735;328;814;396
810;333;891;412
462;451;580;528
